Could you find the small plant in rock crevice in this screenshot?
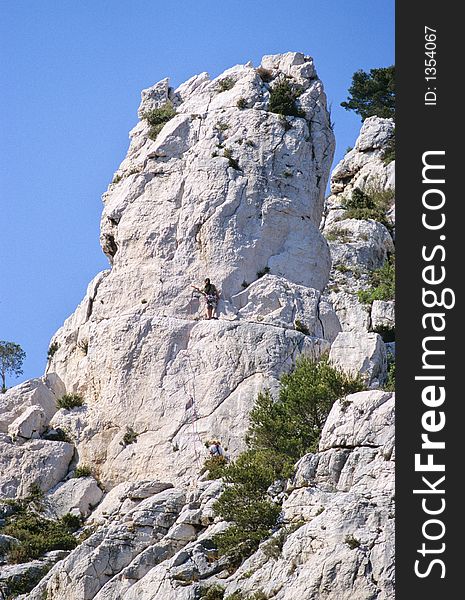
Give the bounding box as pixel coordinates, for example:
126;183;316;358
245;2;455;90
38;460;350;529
56;393;84;410
217;77;235;92
142;102;176;140
294;320;310;335
358;255;395;305
384;354;396;392
345;534;361;549
223;148;240;170
121;426;139;446
269;79;305;118
47;341;59;360
325;227;352;243
74;465;92;478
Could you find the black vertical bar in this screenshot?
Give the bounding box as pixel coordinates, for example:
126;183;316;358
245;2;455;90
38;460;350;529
396;1;461;597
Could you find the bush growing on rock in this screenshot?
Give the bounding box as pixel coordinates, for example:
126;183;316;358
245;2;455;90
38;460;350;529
223;148;240;170
294;319;310;335
2;510;78;563
217;77;235;92
382;133;396;164
384;354;396;392
358;255;395;304
142;102;176;140
56;393;84;410
212;357;364;565
247;356;364;459
47;341;59;359
74;465;92;478
341;185;394;228
122;426;139;446
201;454;228;479
200;583;225;599
268;79;305;118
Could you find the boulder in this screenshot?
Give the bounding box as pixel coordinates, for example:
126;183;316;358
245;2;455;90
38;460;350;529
329;331;387;387
0;378;59;433
0;439;74;498
325;219;394;272
8;405;47;440
46;477;104;518
371;300;395;330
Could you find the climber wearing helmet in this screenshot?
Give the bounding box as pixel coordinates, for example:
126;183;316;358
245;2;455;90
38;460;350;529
192;278;220;320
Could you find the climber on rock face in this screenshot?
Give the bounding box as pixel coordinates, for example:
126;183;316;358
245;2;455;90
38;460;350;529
192;278;220;320
208;439;226;458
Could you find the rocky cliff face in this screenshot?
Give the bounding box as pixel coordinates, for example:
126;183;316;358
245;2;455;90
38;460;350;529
42;52;337;488
0;53;395;599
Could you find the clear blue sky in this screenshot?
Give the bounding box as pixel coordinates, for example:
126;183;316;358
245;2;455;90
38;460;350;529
0;1;394;386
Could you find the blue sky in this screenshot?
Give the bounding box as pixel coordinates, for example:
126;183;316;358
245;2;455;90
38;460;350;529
0;0;394;386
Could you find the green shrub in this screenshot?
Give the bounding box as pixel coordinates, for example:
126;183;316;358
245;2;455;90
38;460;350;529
341;185;394;228
142;102;176;140
212;449;287;563
269;79;305;118
2;512;78;563
345;534;361;549
325;227;352;243
237;97;247;109
262;527;289;559
112;173;123;184
227;591;268;600
384;354;395;392
247;356;364;460
56;393;84;410
218;77;235;92
215;120;229;132
383;134;395;164
334;264;351;273
60;512;82;532
200;584;226;600
201;454;228;479
74;465;92;478
256;266;270;278
241;280;249;289
122;426;138;446
47;342;59;360
358;255;395;305
294;320;310;335
224;148;240;170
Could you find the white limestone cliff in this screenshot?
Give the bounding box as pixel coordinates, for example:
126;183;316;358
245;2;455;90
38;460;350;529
43;52;336;488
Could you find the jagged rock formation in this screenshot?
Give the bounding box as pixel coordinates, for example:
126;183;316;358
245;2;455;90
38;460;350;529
322;116;395;336
40;52;336;488
0;53;395;599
